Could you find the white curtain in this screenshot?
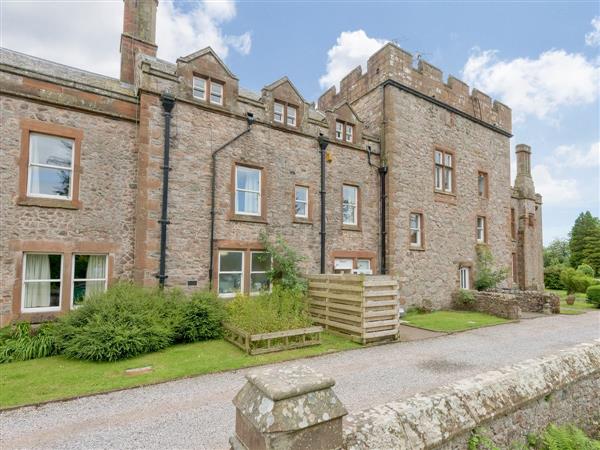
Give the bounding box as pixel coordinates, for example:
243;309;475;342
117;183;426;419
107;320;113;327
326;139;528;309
85;255;106;297
24;254;51;308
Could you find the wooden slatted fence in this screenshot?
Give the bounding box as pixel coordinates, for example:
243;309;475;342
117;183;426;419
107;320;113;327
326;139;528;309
308;274;400;344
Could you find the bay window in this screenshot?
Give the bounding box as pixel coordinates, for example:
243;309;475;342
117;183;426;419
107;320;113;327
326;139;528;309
28;133;74;199
235;165;261;216
22;253;62;311
72;254;108;307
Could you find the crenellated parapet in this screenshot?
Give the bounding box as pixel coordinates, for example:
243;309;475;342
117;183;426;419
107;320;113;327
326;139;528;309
318;43;512;134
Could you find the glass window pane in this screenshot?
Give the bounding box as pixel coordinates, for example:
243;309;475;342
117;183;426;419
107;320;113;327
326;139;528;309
250;273;270;293
210;82;223;104
236;166;260;191
24;281;60;308
357;259;370;270
251;252;271;272
219;251;243;272
30;134;73;167
74;255;107;279
343;185;357;204
236;191;259;214
193;77;206;98
435;166;442;189
334;258;353;270
72;280;105;306
410;229;418;244
28;166;71;197
295;202;307;217
435;151;442;164
444;154;452;166
444;167;452;191
410;213;419;230
25;254;61;281
218;273;242;294
343;204;356;224
295;186;307;202
274;102;284;122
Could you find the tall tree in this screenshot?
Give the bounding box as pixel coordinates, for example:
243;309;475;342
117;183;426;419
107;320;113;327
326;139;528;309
569;211;600;269
543;238;570;267
582;226;600;276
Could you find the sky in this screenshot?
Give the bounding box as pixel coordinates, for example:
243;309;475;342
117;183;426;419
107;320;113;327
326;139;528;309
1;0;599;244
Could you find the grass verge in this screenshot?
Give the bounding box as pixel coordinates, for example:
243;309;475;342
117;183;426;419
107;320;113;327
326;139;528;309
0;332;358;410
403;310;509;332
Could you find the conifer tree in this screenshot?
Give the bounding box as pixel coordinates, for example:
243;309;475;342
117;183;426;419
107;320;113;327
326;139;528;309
569;211;600;269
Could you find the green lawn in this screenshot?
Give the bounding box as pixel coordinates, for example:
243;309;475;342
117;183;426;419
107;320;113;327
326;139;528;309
545;289;598;312
0;333;359;410
403;310;509;332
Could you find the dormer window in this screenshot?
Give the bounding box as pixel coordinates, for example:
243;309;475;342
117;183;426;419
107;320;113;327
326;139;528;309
193;77;206;100
210;81;223;105
193;76;224;105
335;120;354;143
273;101;298;127
274;102;284;123
287;106;297;126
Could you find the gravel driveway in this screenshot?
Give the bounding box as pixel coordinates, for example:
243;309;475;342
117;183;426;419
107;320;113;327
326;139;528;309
1;312;599;450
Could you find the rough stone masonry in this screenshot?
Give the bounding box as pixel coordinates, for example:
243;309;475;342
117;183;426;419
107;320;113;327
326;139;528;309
0;0;543;324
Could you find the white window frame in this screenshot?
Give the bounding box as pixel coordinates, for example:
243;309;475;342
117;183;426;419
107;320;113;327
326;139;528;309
21;252;63;313
235;166;262;216
192;76;207;101
409;213;422;247
459;266;470;289
334;258;354;273
218;250;244;298
335;121;343;140
345;124;353;143
434;150;454;193
27;133;75;200
294;185;308;219
250;251;272;295
71;254;108;309
287;105;297;126
477;216;486;243
274;102;284;123
342;184;358;226
210;81;223;105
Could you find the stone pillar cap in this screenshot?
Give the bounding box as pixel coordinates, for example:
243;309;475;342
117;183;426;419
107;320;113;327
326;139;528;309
246;365;335;401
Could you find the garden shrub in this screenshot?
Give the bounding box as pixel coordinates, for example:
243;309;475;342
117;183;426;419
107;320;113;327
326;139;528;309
457;289;475;305
226;286;312;334
53;283;180;362
544;265;565;290
171;291;226;343
0;322;58;363
577;263;595;277
587;285;600;307
259;231;307;292
539;424;600;450
474;245;507;291
560;267;598;294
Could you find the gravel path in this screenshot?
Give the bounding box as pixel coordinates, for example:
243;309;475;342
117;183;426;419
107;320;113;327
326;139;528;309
1;312;598;450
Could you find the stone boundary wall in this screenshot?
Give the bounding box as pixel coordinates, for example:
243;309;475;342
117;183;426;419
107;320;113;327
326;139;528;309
343;340;600;449
451;290;521;320
515;290;560;314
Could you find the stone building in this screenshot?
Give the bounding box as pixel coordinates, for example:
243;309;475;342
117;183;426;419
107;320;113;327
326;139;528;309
0;0;543;325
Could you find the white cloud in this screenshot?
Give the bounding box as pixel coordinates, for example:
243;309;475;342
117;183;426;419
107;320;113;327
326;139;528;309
319;30;387;90
0;0;251;79
585;16;600;46
531;164;580;205
462;48;600;122
550;142;600;168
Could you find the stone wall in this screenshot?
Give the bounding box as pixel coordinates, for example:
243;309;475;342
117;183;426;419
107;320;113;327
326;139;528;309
515;289;560;314
451;290;521;320
344;340;600;449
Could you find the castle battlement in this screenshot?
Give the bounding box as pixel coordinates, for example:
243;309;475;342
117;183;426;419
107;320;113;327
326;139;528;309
318;43;511;134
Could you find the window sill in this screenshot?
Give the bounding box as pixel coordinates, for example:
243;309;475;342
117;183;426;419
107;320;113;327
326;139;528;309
293;218;312;225
342;225;361;232
229;214;268;224
409;246;425;252
17;197;81;210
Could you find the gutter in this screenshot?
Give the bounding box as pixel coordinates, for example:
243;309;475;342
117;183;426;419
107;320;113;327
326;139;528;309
208;113;255;289
156;92;175;288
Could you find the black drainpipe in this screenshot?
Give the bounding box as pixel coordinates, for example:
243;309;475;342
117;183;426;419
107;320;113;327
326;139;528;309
156;93;176;288
318;134;329;274
208;113;255;289
367;146;388;275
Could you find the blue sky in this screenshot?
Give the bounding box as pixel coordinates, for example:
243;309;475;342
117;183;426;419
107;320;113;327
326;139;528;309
2;0;599;244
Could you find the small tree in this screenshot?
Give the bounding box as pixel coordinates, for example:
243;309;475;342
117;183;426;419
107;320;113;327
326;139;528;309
576;263;595;277
569;211;600;268
259;231;307;292
474;245;507;291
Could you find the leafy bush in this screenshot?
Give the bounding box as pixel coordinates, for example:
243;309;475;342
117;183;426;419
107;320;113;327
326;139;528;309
226;286;312;334
0;322;58;363
539;424;600;450
544;265;566;290
577;263;595;277
474;245;508;291
587;285;600;308
457;289;476;305
171;291;226;343
560;267;598;294
259;231;307;292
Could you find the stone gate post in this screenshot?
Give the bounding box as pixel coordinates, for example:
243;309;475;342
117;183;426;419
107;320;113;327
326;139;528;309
230;365;347;450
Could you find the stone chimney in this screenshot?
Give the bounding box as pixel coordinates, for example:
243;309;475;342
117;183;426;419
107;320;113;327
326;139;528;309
514;144;536;199
120;0;158;84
